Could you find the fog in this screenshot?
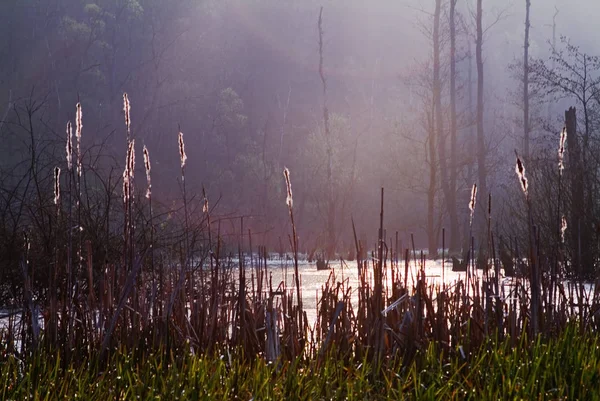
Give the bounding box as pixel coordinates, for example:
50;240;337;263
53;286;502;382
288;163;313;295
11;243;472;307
0;0;598;254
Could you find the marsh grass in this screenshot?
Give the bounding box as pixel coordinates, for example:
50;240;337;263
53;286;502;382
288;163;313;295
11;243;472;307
2;324;599;400
3;96;600;398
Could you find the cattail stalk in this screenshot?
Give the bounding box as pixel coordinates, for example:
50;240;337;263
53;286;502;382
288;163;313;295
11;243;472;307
76;102;83;271
467;183;477;294
553;127;567;316
167;130;190;324
122;94;137;330
515;151;538;335
123;137;136;292
64;118;73;346
65;119;73;327
50;166;61;345
142;145;156;317
283;167;302;342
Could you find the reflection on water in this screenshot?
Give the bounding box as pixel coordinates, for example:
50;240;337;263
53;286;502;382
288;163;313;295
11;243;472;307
256;256;596;326
258;257;472;325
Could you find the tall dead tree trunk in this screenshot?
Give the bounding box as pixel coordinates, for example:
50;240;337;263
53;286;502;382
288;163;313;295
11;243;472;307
566;107;581;277
448;0;460;252
565;108;593;278
427;110;438;258
318;7;335;259
523;0;531;164
546;8;559;121
476;0;488;234
463;30;475;253
433;0;445;259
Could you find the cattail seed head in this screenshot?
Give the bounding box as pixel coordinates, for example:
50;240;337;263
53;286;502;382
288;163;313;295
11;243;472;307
75;103;83;177
178;132;187;170
122;175;130;205
561;215;567;243
283;167;293;208
123;93;131;139
127;139;135;178
469;183;477;226
66;121;73;171
143;145;151;199
202;187;209;213
54;167;61;206
559;127;567;175
515;154;528;197
123;140;135;204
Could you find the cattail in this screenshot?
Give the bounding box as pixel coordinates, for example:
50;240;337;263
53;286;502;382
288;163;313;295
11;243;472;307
75;102;83;177
203;197;209;214
122;175;130;205
143;145;151;199
202;187;209;214
123;93;131;139
54;167;61;206
66;121;73;171
469;183;477;226
283;167;293;208
561;216;567;243
515;153;528;197
127;139;135;178
558;126;567;175
122;141;135;204
178;131;187;170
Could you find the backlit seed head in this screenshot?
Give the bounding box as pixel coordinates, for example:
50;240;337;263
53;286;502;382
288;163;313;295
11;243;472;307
123;93;131;138
178;132;187;170
469;184;477;226
54;167;61;206
559;127;567;175
143;145;151;199
284;167;293;208
66;121;73;171
75;103;83;177
515;154;528;197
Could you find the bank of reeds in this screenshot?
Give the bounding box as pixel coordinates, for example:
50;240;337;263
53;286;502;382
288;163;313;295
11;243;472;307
1;97;600;392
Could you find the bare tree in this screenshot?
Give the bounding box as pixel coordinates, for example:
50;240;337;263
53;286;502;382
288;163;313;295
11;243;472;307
475;0;488;230
523;0;531;164
448;0;460;253
318;7;335;259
